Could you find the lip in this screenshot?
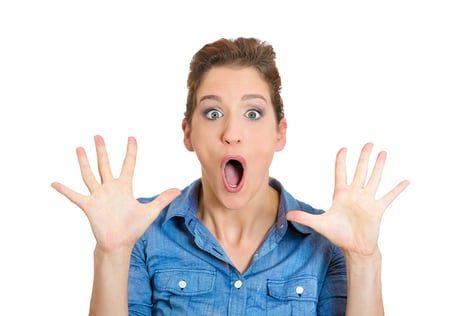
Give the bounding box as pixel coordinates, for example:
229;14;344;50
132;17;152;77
221;155;246;193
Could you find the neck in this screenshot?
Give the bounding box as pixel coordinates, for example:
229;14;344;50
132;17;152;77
197;184;279;244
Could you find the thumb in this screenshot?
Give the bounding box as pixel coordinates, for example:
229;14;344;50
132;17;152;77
286;210;321;232
154;188;182;209
144;188;181;220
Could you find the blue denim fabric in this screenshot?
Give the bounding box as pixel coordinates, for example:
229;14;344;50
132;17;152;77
128;178;347;315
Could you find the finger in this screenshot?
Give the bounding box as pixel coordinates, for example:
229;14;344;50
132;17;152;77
365;150;387;194
351;143;373;188
379;180;410;210
94;135;114;182
76;146;99;192
51;182;89;212
286;210;322;233
334;147;348;189
143;188;181;222
120;137;137;179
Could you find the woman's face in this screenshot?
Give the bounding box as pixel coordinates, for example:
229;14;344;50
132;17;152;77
183;65;287;210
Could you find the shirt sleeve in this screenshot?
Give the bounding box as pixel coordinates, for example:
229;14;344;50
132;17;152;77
128;238;153;316
317;245;348;315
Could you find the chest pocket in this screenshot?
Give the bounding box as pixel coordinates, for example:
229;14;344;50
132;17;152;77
152;269;216;315
266;276;318;315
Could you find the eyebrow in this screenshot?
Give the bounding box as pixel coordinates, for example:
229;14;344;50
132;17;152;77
241;94;267;102
199;94;267;103
199;95;221;103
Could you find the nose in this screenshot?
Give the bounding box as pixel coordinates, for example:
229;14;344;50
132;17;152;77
222;116;241;145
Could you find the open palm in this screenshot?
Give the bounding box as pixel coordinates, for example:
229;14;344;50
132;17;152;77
51;135;180;252
287;143;409;256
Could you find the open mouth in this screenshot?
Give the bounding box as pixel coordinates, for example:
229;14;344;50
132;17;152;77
222;156;245;192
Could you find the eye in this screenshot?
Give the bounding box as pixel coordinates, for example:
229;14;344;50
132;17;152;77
205;109;223;120
245;109;261;120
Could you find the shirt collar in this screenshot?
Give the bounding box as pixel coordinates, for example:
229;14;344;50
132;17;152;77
269;178;315;236
163;178;316;235
163;179;201;224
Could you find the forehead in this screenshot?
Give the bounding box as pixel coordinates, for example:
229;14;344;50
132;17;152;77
197;66;271;102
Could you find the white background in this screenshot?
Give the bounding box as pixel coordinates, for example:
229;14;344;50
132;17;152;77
1;1;453;315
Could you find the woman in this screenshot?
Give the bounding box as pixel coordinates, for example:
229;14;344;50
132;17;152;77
52;37;409;315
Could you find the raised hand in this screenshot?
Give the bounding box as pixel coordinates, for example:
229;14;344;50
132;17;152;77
51;135;181;253
287;143;410;257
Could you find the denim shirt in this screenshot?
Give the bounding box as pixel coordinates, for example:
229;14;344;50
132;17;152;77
128;178;347;315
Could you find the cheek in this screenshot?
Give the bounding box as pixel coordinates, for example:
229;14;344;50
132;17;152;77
191;127;217;149
249;127;280;150
190;129;220;164
248;136;278;166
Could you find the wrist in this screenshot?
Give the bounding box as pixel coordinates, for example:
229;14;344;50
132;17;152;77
343;248;382;277
343;247;381;262
93;244;133;265
343;248;384;315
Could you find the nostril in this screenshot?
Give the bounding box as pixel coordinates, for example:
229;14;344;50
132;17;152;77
223;136;240;144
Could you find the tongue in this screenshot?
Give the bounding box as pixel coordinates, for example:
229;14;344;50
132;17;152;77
225;162;241;187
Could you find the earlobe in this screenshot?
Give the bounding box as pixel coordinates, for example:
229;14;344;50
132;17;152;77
182;119;194;151
275;118;287;152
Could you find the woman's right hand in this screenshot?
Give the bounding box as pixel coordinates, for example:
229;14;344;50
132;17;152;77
51;135;181;253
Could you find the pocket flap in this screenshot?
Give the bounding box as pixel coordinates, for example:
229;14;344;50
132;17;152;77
267;276;317;301
154;269;216;295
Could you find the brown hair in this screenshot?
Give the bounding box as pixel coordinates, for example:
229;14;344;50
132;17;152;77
184;37;284;124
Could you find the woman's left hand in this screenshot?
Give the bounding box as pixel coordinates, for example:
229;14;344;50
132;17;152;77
287;143;410;257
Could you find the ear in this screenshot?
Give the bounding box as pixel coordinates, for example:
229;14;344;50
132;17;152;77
275;118;287;152
182;119;194;151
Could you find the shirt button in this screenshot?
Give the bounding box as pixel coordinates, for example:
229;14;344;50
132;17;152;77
178;280;187;289
234;280;243;289
296;286;304;295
